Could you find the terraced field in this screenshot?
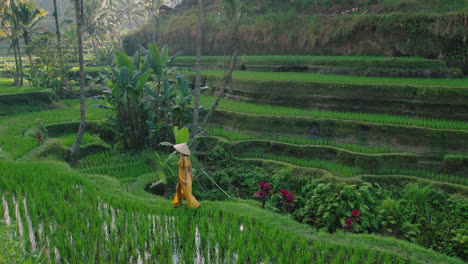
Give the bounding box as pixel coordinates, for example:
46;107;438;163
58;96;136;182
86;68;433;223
175;56;463;78
0;53;467;263
184;57;468;195
0;99;461;263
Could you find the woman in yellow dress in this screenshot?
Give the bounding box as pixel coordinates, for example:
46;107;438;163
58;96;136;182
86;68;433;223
172;143;200;208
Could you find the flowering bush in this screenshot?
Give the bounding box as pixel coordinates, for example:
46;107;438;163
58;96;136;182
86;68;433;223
351;209;362;217
279;189;295;212
254;181;272;208
342;209;362;232
35;133;44;145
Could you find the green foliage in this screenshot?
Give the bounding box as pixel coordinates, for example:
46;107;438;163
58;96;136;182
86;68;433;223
95;45;116;66
201;96;468;130
295;180;382;232
176;55;444;68
0;99;107;159
25;36;72;98
173;126;190;144
97;44;193;150
206;126;393;153
0;222;37;263
125;2;468;57
199;69;467;87
377;184;468;260
3;160;448;263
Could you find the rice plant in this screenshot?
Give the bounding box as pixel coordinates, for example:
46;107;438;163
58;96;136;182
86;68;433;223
197;69;468;87
3;160;454;264
238;152;364;177
200;96;468;130
57;132;97;148
0;99;107;159
205;126;394;153
0;86;46;95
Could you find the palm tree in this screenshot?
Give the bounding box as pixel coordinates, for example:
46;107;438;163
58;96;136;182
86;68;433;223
201;0;254;128
53;0;68;97
117;0;146;32
192;0;203;138
52;0;62;48
0;0;24;86
0;0;18;85
70;0;86;157
13;0;48;64
82;0;112;56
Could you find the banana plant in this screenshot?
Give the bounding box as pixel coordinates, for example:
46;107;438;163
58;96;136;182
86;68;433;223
95;43;193;150
96;51;151;149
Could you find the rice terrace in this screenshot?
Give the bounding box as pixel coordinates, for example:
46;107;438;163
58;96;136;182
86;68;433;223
0;0;467;263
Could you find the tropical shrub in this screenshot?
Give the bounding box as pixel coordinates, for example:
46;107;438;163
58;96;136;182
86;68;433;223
25;36;72;98
97;43;193;150
294;180;382;233
254;181;272;208
96;45;116;66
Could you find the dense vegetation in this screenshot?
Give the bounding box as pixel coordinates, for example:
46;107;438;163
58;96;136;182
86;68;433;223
124;0;468;66
1;0;467;263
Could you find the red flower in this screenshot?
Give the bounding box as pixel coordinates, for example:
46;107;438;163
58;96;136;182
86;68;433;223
35;133;43;144
258;181;271;191
345;218;353;225
254;190;266;198
280;189;290;197
351;209;361;217
286;193;295;203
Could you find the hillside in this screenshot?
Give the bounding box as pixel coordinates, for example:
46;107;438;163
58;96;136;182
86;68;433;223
124;0;468;62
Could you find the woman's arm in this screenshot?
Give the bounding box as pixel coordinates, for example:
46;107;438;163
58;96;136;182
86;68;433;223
184;166;189;184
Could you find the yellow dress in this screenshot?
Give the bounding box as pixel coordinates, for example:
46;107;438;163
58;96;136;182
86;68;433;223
172;155;200;208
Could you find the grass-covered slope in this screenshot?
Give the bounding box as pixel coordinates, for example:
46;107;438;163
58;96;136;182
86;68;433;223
124;1;468;58
0;99;107;159
0;160;464;263
175;56;463;78
190;70;468;120
200;96;468;156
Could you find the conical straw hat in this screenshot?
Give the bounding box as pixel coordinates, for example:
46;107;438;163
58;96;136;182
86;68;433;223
174;143;190;155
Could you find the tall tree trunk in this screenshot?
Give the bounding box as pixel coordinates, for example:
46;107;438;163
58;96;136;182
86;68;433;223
151;0;156;43
70;0;86;156
128;11;132;31
23;32;34;65
12;41;19;86
91;35;98;58
201;35;239;128
192;0;203;138
16;39;24;86
53;0;67;97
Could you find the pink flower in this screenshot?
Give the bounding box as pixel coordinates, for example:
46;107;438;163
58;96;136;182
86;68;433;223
254;190;266;199
345;218;353;225
35;133;43;144
351;209;361;217
280;189;290;197
258;181;271;191
286;193;295;203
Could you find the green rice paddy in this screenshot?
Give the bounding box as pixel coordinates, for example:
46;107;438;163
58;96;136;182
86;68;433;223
199;70;468;87
200;96;468;130
206;126;394;153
